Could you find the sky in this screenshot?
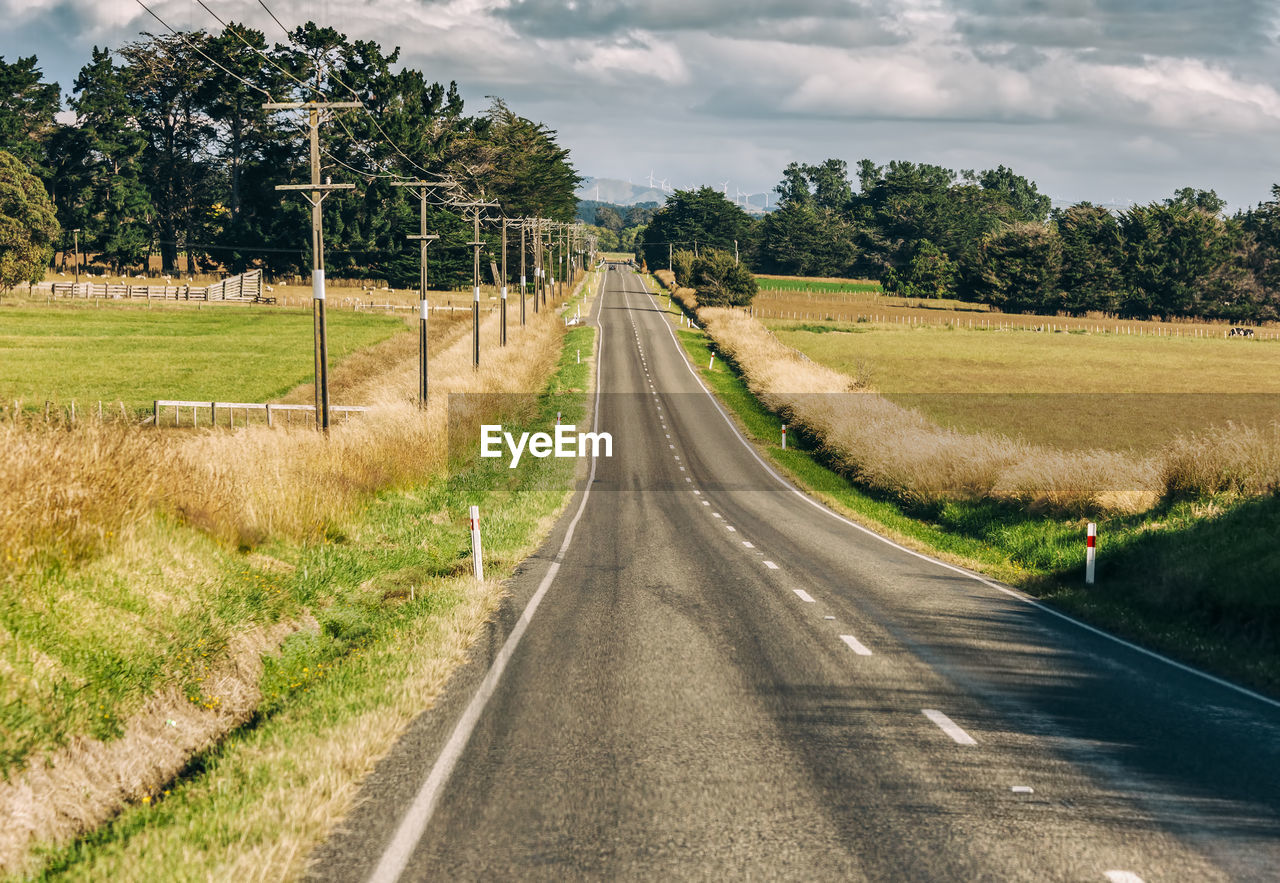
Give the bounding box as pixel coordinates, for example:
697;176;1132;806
4;0;1280;211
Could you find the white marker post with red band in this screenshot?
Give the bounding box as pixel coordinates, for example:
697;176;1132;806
1085;522;1096;585
782;424;787;450
470;505;484;582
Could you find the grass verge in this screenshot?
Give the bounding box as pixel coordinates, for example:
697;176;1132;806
22;320;597;881
654;291;1280;698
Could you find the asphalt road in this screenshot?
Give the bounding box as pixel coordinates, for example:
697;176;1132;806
312;265;1280;882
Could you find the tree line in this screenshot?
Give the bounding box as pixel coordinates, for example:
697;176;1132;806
0;23;579;289
637;161;1280;322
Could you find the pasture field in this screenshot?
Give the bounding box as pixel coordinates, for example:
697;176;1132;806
770;322;1280;451
0;303;408;414
755;275;882;294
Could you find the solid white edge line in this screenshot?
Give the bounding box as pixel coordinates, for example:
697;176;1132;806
645;273;1280;713
840;634;873;656
366;271;610;883
923;709;977;745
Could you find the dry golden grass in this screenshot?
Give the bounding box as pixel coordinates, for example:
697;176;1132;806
0;307;559;572
700;306;1163;514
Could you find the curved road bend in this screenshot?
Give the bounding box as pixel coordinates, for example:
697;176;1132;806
314;265;1280;882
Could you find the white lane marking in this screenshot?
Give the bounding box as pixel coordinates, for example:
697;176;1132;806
794;589;816;603
923;709;977;745
702;501;711;506
679;466;686;471
685;477;692;482
764;560;779;569
1011;786;1034;794
668;444;675;449
366;262;609;883
726;526;737;532
824;615;835;620
1103;873;1144;883
712;512;721;518
644;270;1280;714
665;434;670;438
840;634;873;656
693;489;700;494
742;541;754;548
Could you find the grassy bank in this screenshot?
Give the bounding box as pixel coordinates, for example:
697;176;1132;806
25;322;596;880
1;268;600;878
650;286;1280;698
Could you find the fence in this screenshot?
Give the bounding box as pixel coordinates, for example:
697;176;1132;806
153;399;369;428
38;270;266;303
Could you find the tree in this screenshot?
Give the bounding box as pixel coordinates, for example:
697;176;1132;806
1055;203;1124;314
638;186;756;271
881;240;957;299
691;248;757;307
0;55;60;175
1119;200;1238;319
65;46;153;273
971;223;1062;312
0;150;59;290
594;205;623;232
671;248;694;287
975;164;1052;223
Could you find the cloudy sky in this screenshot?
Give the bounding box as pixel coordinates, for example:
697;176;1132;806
4;0;1280;210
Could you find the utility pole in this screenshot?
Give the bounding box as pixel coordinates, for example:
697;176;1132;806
391;180;444;406
500;219;508;346
72;228;80;286
520;218;527;325
265;99;360;433
456;200;499;367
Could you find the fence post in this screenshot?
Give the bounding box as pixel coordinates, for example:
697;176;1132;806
153;400;159;427
1085;523;1097;585
469;506;484;582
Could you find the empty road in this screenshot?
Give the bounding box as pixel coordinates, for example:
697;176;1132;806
314;265;1280;882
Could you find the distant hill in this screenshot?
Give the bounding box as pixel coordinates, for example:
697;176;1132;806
576;176;668;207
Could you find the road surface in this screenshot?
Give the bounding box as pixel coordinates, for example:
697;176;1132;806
312;265;1280;882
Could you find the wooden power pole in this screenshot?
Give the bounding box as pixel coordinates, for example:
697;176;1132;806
264;100;360;432
456;200;499;368
391;180;443;406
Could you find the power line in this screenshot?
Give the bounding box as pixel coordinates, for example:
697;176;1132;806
256;0;291;37
129;0;275;101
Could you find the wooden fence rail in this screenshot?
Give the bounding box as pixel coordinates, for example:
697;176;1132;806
153;399;369;428
38;270;265;303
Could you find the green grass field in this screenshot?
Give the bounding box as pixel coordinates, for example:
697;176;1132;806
755;276;882;293
772;323;1280;451
0;304;407;414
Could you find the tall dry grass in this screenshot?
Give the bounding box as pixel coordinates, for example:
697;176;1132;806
700;306;1165;514
0;308;563;574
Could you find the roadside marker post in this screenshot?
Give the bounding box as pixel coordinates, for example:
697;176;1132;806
470;506;484;582
1086;522;1097;585
709;354;715;370
782;424;787;450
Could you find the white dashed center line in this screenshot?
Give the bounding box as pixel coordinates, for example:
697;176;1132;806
763;560;779;570
726;526;736;532
793;589;815;603
742;541;754;548
1103;873;1145;883
839;634;873;656
923;709;977;745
